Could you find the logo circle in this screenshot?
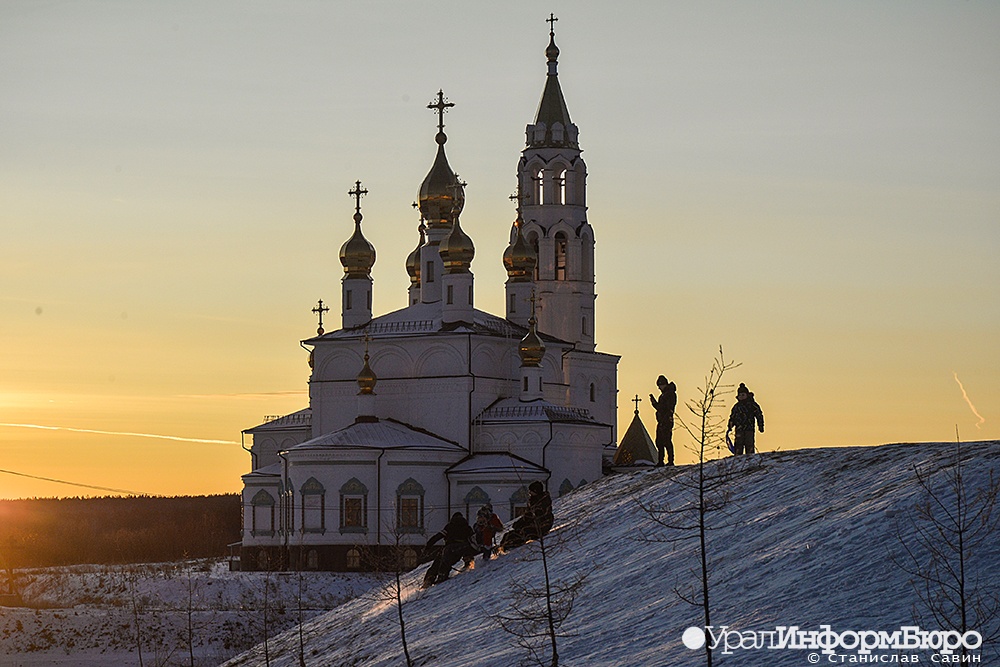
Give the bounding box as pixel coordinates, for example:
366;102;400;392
682;626;706;650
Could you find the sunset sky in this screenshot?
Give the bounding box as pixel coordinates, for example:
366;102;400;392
1;1;997;499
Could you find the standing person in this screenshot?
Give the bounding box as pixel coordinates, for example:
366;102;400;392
423;512;476;587
499;481;554;551
649;375;677;466
726;383;765;455
473;503;504;562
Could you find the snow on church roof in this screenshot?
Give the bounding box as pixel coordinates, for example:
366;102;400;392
285;417;464;453
446;452;548;477
307;301;570;345
477;397;605;425
243;408;311;434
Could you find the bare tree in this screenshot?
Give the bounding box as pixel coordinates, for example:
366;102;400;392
495;510;595;667
634;347;760;667
359;529;419;667
892;440;1000;660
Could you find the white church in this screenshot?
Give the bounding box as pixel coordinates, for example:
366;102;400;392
239;24;622;572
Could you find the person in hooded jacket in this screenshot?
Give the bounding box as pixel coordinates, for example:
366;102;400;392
499;481;553;551
649;374;677;466
473;503;504;561
726;382;765;455
423;512;476;586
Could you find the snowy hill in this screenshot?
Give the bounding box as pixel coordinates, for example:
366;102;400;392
223;442;1000;666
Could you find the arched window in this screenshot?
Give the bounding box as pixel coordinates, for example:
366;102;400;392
396;478;425;534
559;479;574;497
589;383;595;402
307;549;319;570
554;232;568;281
251;489;275;537
533;168;544;205
301;477;326;534
464;486;491;519
339;478;368;534
509;486;530;520
345;547;361;570
555;169;566;205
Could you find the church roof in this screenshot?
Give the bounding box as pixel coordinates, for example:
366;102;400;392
241;463;282;480
285;417;464;453
307;301;572;346
446;452;549;477
613;411;658;466
477;397;606;425
244;408;311;434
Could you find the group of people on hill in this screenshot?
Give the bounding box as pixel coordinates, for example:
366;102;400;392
422;480;553;587
650;375;765;465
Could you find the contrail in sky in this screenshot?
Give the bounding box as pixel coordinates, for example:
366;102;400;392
953;372;986;429
0;423;239;445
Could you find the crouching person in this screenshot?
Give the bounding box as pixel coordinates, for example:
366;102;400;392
423;512;476;587
499;481;553;551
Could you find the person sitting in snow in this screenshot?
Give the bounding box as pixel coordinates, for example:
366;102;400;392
473;503;504;562
726;383;765;455
423;512;477;586
499;481;553;551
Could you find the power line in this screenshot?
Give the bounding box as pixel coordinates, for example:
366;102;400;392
0;468;142;496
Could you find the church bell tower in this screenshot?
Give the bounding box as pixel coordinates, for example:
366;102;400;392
516;16;596;351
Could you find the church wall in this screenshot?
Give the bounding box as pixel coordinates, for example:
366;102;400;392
545;424;608;495
562;350;619;442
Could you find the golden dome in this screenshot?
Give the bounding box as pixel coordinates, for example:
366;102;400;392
503;219;536;282
418;142;464;230
518;317;545;367
339;211;376;279
357;350;377;395
405;223;426;285
440;217;475;274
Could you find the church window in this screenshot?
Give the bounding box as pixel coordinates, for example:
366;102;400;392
402;548;418;570
307;549;319;570
589;383;595;402
538;377;543;392
559;479;574;497
339;478;368;534
582;317;589;336
554;233;567;280
396;478;425;534
301;477;326;534
509;293;517;313
425;261;435;283
464;486;491;519
556;169;566;205
533;168;544;205
345;547;361;570
345;290;353;310
446;285;453;305
509;486;530;520
523;377;528;392
367;289;372;310
251;489;275;537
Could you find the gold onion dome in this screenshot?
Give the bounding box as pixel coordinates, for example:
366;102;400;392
357;350;377;395
418;144;463;229
340;211;376;278
503;219;536;281
405;223;426;285
518;318;545;367
440;217;475;273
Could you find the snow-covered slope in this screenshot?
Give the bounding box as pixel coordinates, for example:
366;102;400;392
223;442;1000;666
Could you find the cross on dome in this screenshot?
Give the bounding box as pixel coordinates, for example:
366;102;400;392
427;90;455;135
546;12;558;36
632;394;642;414
312;299;329;335
348;180;368;214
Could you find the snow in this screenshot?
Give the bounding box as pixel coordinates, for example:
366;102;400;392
0;560;380;667
219;441;1000;666
4;441;998;666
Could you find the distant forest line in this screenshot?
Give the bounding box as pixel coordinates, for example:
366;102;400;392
0;494;241;568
